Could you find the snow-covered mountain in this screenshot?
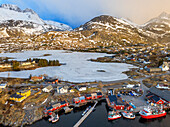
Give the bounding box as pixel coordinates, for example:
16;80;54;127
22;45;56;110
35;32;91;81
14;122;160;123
44;20;72;31
0;4;72;37
0;4;169;50
139;12;170;42
75;15;146;45
0;4;45;25
76;13;170;44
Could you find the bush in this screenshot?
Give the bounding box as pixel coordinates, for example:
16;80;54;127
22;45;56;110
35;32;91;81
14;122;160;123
12;61;20;71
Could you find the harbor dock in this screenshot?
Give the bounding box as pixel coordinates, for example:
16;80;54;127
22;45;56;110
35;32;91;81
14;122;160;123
73;101;98;127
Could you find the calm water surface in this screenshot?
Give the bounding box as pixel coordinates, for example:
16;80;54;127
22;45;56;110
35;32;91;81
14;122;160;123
27;101;170;127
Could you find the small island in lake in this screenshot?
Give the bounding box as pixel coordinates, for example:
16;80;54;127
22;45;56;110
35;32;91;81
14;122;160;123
0;58;61;72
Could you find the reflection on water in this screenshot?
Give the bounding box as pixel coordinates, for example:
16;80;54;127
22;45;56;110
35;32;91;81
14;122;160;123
139;116;166;124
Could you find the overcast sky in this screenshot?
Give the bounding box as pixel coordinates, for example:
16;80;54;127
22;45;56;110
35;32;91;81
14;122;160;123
1;0;170;28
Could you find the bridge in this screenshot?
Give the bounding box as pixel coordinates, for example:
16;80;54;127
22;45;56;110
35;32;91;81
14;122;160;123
73;101;98;127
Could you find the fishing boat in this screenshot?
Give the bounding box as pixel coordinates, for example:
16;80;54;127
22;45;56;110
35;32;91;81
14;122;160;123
44;109;48;117
139;107;166;119
48;115;54;122
121;111;135;119
52;114;59;123
108;111;121;120
82;106;91;116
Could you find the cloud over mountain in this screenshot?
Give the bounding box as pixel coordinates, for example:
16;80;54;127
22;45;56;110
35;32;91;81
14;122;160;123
2;0;170;27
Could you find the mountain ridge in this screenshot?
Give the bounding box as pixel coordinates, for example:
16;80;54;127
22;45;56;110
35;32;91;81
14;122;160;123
0;4;169;51
0;4;72;34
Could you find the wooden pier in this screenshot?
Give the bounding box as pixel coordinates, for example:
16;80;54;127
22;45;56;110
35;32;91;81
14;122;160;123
73;101;98;127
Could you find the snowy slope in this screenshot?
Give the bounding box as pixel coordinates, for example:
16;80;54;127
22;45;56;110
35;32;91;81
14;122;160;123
45;20;72;31
0;4;44;25
138;12;170;42
0;4;72;35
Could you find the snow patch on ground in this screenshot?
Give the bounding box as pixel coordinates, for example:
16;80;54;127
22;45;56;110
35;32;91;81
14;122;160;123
0;50;135;83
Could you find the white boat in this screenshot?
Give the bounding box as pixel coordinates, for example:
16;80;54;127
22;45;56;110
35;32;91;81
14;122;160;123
139;107;166;119
52;114;59;123
82;106;91;116
108;111;121;120
121;111;135;119
48;115;54;122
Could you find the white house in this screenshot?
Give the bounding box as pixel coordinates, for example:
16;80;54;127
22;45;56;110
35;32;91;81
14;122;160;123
69;88;75;93
156;84;169;90
0;83;7;89
126;84;135;88
76;85;87;91
42;85;53;92
57;86;68;94
159;62;169;71
0;64;12;68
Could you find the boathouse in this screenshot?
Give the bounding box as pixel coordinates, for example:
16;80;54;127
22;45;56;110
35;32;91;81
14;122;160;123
97;92;103;98
147;87;170;105
85;94;92;100
73;97;80;104
46;100;69;114
108;95;125;110
73;96;86;104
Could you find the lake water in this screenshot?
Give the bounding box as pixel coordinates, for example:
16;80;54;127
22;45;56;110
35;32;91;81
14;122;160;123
26;101;170;127
0;50;135;83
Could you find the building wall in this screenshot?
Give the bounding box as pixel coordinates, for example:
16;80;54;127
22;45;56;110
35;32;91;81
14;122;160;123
148;68;162;73
10;96;26;102
17;90;31;97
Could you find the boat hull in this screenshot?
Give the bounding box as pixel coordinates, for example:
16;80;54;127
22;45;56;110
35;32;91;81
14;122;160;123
123;115;135;119
122;112;135;119
140;112;166;119
52;119;59;123
108;116;121;120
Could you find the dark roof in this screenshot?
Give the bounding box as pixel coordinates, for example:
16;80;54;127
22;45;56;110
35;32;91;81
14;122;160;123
108;95;117;102
86;94;92;97
108;95;124;105
10;93;23;98
45;79;58;82
77;85;86;88
151;95;161;102
146;92;154;97
46;106;53;110
97;92;102;95
149;87;170;102
60;100;66;105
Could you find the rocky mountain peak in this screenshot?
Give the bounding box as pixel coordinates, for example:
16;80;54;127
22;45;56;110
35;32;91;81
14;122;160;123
23;8;36;14
158;12;170;18
90;15;116;24
0;4;22;12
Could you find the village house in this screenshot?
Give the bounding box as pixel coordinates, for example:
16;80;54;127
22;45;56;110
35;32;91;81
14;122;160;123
146;87;170;106
42;85;53;93
108;95;125;110
0;63;12;68
21;61;36;66
0;82;7;89
9;89;31;102
17;89;31;97
45;78;59;84
159;62;169;71
68;88;75;93
10;93;26;102
56;86;68;94
30;76;44;82
21;61;32;66
75;85;87;92
146;67;162;73
156;84;169;90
